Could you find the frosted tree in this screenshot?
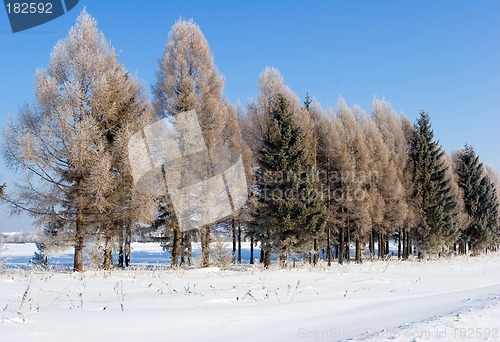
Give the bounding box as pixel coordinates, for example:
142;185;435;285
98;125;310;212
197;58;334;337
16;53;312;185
153;19;242;267
371;100;407;258
325;100;371;264
361;114;392;259
2;10;153;271
245;67;305;158
400;115;419;258
309;102;338;265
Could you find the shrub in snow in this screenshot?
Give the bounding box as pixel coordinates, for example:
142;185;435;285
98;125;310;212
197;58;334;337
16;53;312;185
212;240;233;270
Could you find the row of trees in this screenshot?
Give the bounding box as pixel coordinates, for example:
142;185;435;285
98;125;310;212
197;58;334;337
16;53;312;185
2;10;499;271
244;69;499;266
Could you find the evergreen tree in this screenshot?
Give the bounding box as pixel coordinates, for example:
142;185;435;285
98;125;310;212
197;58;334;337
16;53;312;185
411;111;459;256
249;95;324;267
456;145;500;253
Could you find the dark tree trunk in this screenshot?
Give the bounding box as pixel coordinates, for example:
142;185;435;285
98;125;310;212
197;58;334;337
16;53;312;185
355;238;361;263
103;234;112;270
171;222;180;268
124;224;131;267
402;229;408;260
180;231;192;266
232;218;236;263
338;226;344;265
118;246;124;268
326;226;332;266
406;233;411;258
259;247;264;264
378;231;383;259
237;222;242;264
201;225;211;267
74;208;84;272
118;229;124;268
313;238;318;266
346;227;350;261
264;250;271;268
250;236;254;264
369;229;375;259
398;228;402;258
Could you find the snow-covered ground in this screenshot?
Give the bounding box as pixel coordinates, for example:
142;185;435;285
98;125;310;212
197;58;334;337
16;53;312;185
1;243;499;341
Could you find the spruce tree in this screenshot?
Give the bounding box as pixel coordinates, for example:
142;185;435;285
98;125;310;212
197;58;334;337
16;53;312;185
456;145;500;253
249;95;324;267
411;111;458;256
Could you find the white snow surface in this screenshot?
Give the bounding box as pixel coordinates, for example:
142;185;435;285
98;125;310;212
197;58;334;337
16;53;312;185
1;245;499;342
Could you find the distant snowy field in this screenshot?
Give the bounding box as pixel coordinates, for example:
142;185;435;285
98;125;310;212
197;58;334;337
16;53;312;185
1;243;499;341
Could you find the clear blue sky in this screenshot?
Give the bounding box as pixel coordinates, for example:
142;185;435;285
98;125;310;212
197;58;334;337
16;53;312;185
1;0;499;232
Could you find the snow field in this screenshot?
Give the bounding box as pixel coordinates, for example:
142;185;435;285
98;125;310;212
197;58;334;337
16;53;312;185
1;250;499;341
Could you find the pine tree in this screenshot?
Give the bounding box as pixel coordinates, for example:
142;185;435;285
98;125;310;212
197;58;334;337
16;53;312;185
411;111;459;256
249;95;324;268
456;145;500;254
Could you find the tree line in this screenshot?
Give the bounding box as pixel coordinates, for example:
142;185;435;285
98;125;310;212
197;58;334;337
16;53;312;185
2;10;499;271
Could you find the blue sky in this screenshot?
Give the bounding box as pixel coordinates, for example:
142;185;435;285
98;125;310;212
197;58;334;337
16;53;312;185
1;0;499;232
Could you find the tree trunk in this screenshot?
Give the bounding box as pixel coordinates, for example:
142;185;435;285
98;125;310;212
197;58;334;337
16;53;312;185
250;236;254;264
406;232;411;258
369;229;375;259
378;231;383;259
313;238;318;266
402;229;408;260
171;222;180;268
346;227;350;262
118;246;124;268
279;252;286;269
124;224;131;267
264;249;271;268
326;226;331;266
201;225;211;267
259;247;264;264
103;233;112;270
74;208;84;272
355;238;361;263
237;222;242;264
398;228;402;259
180;231;192;267
118;229;124;268
232;218;236;263
385;236;390;257
338;226;344;265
